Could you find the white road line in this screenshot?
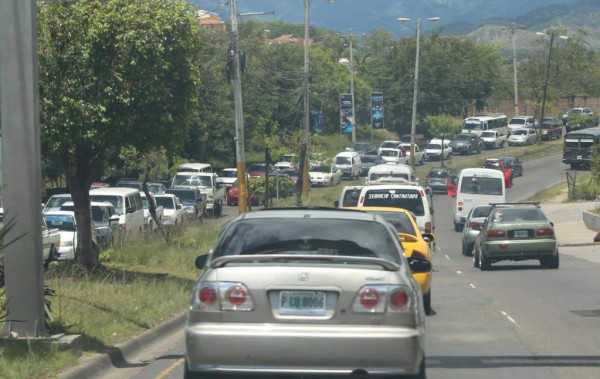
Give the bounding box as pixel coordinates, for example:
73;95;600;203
456;271;462;275
469;283;476;288
500;311;520;327
444;254;450;260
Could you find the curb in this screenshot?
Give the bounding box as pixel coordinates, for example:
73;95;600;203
58;311;187;379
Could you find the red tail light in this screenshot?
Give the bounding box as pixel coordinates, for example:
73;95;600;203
226;285;248;306
424;222;432;233
390;289;410;311
468;221;480;228
487;230;506;238
199;286;217;305
359;288;380;309
536;228;554;236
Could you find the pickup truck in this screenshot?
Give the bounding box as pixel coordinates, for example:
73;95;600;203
480;130;507;150
171;172;225;218
42;216;60;266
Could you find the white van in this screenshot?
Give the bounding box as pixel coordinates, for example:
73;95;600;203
453;168;506;232
334;185;364;208
366;163;415;185
356;184;434;234
89;187;145;240
177;163;213;174
332;151;362;179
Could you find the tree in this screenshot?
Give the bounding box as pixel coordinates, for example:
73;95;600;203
38;0;202;268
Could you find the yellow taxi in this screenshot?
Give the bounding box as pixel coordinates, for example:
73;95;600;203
344;206;434;314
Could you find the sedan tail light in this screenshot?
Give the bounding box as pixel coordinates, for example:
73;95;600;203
353;285;413;313
424;222;432;234
487;230;506;238
536;228;554;236
192;281;254;312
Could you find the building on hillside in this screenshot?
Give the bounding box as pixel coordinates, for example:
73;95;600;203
195;10;226;32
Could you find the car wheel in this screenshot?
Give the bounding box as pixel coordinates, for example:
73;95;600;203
541;253;560;269
479;250;491;271
420;156;425;165
454;222;463;232
462;242;472;256
473;248;480;268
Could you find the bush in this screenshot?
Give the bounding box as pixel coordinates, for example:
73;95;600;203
249;176;294;199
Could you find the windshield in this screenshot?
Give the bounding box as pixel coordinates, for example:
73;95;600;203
381;141;399;148
426;144;441;150
362;189;425;216
570;109;583;114
212;218;401;264
455;134;470;141
351;143;371;150
167;190;196;202
90;195;124;215
147;184;164;194
514;129;529;135
248;164;267;172
173;174;212;187
460;176;503;195
334;156;351;165
463;120;483;130
363;211;417;236
428;170;449;179
481;131;495;138
221;170;237;178
361;156;378;163
44;196;72;210
379;150;399;157
310;166;331;173
509;118;526;125
155;196;175;209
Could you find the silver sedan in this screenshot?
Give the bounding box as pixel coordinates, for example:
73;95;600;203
185;208;429;378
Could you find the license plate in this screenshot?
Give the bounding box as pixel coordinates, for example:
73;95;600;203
577;155;583;160
513;230;528;238
279;291;326;315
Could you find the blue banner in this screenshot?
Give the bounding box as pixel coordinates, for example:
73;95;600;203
371;92;384;129
310;109;323;135
340;94;354;133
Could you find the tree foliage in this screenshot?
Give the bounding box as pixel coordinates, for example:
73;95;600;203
38;0;202;267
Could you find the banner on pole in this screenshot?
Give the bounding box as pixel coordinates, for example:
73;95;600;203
310;109;323;135
371;92;384;129
340;94;354;133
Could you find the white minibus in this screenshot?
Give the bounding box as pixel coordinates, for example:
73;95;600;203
90;187;145;241
453;168;506;232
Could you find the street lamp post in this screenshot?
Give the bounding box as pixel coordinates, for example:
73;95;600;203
298;0;336;204
503;23;526;116
398;17;439;169
536;31;568;145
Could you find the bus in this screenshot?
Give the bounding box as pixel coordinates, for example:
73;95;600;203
562;127;600;169
462;113;509;137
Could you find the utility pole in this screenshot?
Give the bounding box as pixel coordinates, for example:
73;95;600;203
231;0;248;213
339;29;364;143
0;0;47;337
511;24;520;117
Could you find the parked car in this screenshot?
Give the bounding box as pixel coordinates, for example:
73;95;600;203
425;167;457;193
43;211;97;260
185;207;429;378
358;154;385;176
226;179;261;206
398;143;426;165
481;130;508;149
473;203;559;270
539;117;563;140
146;182;167;194
562;106;593;126
350;141;376;155
273;161;295;170
216;168;238;188
449;133;482;155
43;193;72;213
424;139;452;161
247;163;275;178
377;139;400;154
500;156;524;177
89;187;145;241
153;194;186;231
508;128;537;146
508;115;536;134
400;133;429;149
332;150;362;179
344;206;434;315
165;187;206;221
59;201;120;249
309;164;342;186
139;193;164;233
378;147;405;164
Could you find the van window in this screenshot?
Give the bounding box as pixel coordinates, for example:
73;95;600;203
370;173;409;181
459;176;503;195
362;188;425;216
334;156;351;165
90;195;124;215
173;174;212;187
342;190;361;207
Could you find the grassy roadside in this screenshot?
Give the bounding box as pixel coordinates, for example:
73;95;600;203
0;139;569;378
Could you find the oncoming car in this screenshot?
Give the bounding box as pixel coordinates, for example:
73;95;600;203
185;208;429;378
344;206;435;315
473;203;559;270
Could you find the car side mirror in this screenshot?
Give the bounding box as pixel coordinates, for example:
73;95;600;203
109;215;120;227
421;233;435;243
407;257;432;273
195;254;209;269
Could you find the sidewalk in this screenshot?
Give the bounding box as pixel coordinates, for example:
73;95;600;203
542;199;600;265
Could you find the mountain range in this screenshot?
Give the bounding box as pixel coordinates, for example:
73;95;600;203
189;0;600;49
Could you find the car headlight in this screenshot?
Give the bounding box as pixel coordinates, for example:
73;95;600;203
185;206;195;213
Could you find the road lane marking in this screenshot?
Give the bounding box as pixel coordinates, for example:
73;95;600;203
155;357;185;379
444;254;450;260
456;271;462;275
501;311;519;327
469;283;475;288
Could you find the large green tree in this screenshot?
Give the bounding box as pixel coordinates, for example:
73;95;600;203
38;0;202;268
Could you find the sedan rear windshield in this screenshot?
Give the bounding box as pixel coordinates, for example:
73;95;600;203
362;211;417;236
212;218;401;264
491;208;546;223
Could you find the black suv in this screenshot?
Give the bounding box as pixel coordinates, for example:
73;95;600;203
449;133;482;155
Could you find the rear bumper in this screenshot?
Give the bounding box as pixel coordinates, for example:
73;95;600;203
186;322;425;375
483;239;557;260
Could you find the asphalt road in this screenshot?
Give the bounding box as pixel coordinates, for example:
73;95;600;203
91;153;600;379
